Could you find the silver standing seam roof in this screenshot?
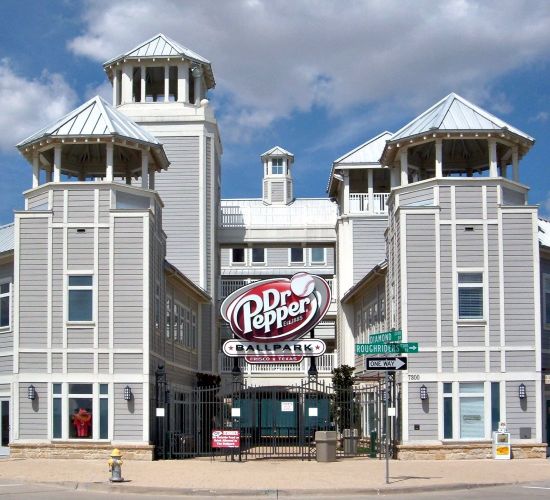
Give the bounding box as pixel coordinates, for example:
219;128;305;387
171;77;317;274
103;33;215;89
17;96;162;148
261;146;294;158
390;93;534;143
0;223;14;254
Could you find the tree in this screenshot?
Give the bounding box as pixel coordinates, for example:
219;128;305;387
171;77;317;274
331;365;357;432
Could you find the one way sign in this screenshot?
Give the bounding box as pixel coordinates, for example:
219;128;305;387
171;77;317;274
366;357;408;371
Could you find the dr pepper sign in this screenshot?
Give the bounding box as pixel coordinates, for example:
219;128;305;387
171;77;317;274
220;273;331;363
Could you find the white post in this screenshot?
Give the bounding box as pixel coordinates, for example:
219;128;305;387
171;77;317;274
435;138;443;178
122;64;132;104
32;152;40;188
512;146;519;182
164;65;170;102
53;145;62;183
112;71;118;106
390;166;399;189
343;170;350;214
105;143;114;182
400;148;408;186
488;139;498;178
141;150;149;189
367;168;374;214
140;65;146;103
192;66;202;104
177;61;189;103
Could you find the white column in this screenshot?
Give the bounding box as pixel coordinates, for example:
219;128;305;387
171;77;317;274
367;168;374;214
149;169;155;190
164;65;169;102
178;61;189;103
512;146;519;182
105;143;114;182
140;66;146;103
141;150;149;189
122;64;132;104
343;170;350;214
32;152;40;188
488;139;498;178
53;145;62;183
192;66;202;104
400;148;408;186
390;166;399;188
112;72;118;106
435;138;443;178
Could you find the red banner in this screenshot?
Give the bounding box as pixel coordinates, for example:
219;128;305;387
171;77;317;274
211;430;240;448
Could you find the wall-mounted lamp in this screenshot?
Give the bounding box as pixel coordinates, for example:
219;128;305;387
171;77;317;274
419;385;429;401
123;385;132;401
518;383;526;400
27;384;36;400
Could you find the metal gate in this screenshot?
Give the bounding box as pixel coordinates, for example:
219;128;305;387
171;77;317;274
154;373;398;460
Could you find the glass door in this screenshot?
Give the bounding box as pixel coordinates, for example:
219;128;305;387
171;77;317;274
0;399;9;455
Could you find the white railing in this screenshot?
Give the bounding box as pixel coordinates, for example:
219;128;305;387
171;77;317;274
219;352;336;375
349;193;389;214
220;279;250;299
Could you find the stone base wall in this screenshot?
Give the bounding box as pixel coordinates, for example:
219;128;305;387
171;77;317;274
9;442;154;461
397;442;547;460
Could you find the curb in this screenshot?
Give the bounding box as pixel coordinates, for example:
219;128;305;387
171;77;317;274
38;479;519;497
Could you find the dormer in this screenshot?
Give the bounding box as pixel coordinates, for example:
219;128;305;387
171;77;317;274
103;33;215;107
261;146;294;205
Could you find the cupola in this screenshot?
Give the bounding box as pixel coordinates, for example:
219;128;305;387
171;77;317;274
260;146;294;205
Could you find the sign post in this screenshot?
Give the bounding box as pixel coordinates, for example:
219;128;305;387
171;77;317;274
385;370;390;484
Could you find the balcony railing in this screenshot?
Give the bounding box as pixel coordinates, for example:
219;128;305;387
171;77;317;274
219;352;337;375
349;193;389;214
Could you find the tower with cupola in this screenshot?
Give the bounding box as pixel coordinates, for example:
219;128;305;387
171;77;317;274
261;146;295;205
103;34;221;373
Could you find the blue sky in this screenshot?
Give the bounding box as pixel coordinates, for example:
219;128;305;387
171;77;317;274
1;0;550;226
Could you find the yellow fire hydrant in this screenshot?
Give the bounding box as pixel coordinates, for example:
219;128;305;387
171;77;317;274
108;448;124;482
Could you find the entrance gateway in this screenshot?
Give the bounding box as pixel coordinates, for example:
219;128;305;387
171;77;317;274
154;274;398;460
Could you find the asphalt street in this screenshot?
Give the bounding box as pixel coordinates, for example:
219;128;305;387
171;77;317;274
1;480;550;499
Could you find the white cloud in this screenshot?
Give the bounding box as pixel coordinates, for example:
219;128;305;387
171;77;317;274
530;111;549;123
0;59;77;153
67;0;550;143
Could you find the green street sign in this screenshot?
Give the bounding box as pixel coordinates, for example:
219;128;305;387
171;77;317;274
369;330;402;344
356;342;419;355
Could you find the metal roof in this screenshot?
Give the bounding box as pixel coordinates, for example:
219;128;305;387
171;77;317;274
17;96;161;149
103;33;215;89
333;131;393;165
539;218;550;248
0;223;14;254
390;93;534;143
327;131;392;196
260;146;294;158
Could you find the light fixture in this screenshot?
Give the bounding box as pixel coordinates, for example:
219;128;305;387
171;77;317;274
518;383;526;400
123;385;132;401
27;384;36;400
419;385;428;401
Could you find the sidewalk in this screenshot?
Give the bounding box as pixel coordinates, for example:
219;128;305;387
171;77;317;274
0;457;549;496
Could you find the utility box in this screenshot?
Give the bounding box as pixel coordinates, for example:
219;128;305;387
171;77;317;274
493;431;511;460
315;431;337;462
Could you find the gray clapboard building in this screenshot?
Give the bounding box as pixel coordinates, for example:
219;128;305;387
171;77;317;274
0;34;548;459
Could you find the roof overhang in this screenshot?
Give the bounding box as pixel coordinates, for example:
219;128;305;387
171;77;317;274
341;260;387;304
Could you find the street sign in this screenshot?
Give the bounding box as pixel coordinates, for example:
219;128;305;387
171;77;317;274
366;357;408;371
369;330;402;344
355;342;419;355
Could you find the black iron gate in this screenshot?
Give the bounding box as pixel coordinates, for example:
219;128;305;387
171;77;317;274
154;373;397;460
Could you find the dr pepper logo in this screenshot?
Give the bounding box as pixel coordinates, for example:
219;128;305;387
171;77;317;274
220;273;331;343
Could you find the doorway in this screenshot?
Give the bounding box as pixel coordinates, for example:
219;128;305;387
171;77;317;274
0;399;9;456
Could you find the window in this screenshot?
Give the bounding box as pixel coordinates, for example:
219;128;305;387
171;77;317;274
53;383;109;440
458;272;483;319
0;282;10;328
311;248;325;265
231;248;245;264
174;304;180;343
251;248;265;264
68;275;93;322
544;274;550;328
166;298;172;339
145;66;164;102
443;383;453;439
290;247;304;263
491;382;500;433
459;383;484;439
271;158;283;175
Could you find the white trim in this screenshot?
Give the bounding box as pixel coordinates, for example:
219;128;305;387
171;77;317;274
199;131;206;289
435;207;441;373
497;204;506;373
109;213;114;375
288;247;305;265
450;186;457;351
143;213;150;377
250;247;266;265
401;379;409;441
94;189;99;354
310;247;327;266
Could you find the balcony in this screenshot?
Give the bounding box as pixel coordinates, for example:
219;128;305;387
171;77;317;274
349;193;389;214
219;352;337;375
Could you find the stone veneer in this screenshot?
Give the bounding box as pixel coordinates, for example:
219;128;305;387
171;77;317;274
397;442;547;460
9;443;154;461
